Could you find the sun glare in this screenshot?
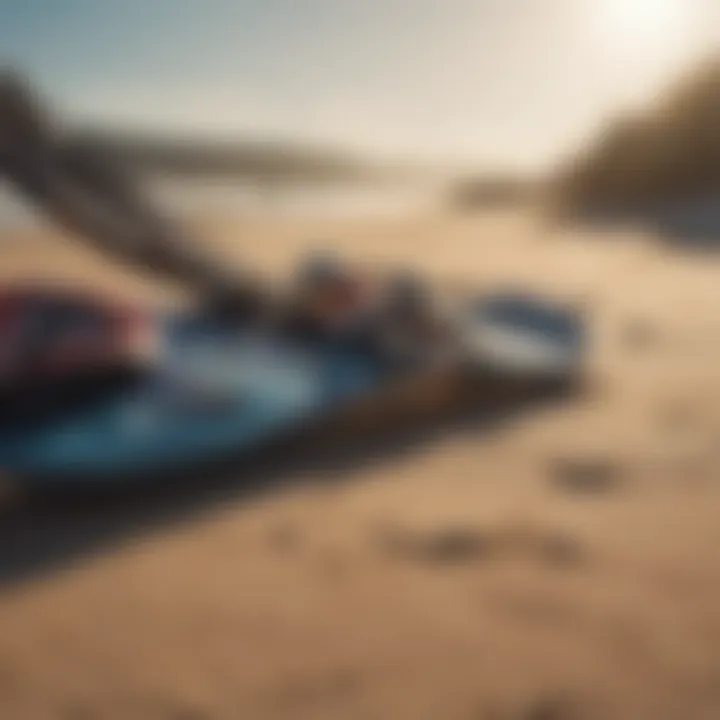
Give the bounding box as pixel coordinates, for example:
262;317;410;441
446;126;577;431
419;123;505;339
595;0;689;51
590;0;696;103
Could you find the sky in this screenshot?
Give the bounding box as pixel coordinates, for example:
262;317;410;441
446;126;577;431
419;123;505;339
1;0;718;171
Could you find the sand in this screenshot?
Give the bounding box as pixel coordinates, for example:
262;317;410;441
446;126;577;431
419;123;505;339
2;208;720;719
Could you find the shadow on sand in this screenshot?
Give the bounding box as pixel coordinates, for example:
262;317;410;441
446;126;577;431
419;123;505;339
576;197;720;249
0;373;578;590
644;197;720;250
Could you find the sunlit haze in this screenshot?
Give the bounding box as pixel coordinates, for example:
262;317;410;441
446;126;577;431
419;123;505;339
2;0;719;170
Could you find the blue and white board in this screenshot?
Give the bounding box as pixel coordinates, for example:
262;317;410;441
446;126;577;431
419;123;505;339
0;292;585;486
0;316;386;484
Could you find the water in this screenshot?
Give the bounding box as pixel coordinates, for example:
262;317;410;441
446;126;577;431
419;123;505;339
0;181;44;231
149;176;433;221
0;176;434;231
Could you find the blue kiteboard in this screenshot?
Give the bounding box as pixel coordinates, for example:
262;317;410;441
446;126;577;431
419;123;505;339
0;292;584;487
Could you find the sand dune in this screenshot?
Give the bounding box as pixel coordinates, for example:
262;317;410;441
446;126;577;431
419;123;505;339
1;209;720;719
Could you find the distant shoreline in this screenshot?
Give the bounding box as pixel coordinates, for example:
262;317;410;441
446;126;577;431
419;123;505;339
0;177;437;231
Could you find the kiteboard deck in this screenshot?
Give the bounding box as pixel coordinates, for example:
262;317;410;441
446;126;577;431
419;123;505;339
0;292;585;487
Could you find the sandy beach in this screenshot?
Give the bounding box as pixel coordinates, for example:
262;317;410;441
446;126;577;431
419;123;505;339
2;207;720;719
